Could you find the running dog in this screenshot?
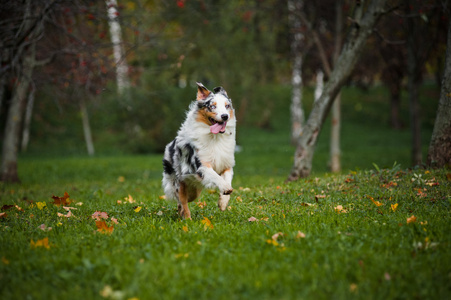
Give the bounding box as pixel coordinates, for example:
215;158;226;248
162;82;236;219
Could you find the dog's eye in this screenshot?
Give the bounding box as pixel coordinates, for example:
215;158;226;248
210;105;216;109
225;104;231;109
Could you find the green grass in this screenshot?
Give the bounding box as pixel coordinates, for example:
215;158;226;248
1;155;450;299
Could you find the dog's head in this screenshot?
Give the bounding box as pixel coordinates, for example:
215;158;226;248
196;82;234;134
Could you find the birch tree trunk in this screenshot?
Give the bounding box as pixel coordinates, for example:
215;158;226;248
80;97;95;156
287;0;388;181
288;0;305;144
329;0;344;173
427;18;451;167
106;0;130;95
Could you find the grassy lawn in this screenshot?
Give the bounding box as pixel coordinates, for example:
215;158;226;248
1;84;450;299
1;156;450;299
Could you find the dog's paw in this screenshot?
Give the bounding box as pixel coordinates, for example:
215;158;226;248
222;186;233;195
218;194;230;211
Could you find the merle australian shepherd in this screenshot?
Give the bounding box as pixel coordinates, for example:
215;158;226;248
162;82;236;219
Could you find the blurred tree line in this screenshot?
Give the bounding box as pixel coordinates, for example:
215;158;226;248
0;0;449;182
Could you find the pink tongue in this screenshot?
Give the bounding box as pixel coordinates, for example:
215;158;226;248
210;122;227;134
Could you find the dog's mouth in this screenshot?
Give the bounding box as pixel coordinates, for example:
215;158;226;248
209;117;227;134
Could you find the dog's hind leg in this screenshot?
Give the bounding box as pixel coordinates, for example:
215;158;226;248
218;168;234;211
178;182;191;219
178;182;201;219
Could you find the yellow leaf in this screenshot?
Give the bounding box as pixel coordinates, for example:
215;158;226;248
391;203;398;211
369;196;383;207
407;215;417;224
2;256;10;265
266;239;279;246
182;225;189;232
36;202;47;210
201;217;214;230
30;237;50;249
134;206;142;213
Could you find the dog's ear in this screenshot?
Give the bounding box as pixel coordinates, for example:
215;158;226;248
213;86;228;98
196;82;211;100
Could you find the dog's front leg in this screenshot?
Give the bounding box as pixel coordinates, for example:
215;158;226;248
218;168;233;211
197;166;233;195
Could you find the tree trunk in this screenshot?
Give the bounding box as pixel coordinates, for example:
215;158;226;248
106;0;130;95
80;97;95;156
288;0;305;144
406;2;423;166
287;0;387;181
389;79;402;129
427;18;451;167
1;58;33;182
21;86;35;152
330;0;344;173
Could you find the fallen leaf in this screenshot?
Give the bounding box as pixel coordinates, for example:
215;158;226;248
63;206;77;211
134;206;142;213
300;202;315;207
334;205;347;213
201;217;214;230
296;231;306;238
266;239;279;246
349;283;358;293
196;201;207;208
111;217;118;224
96;220;114;234
92;211;109;220
125;195;135;203
0;212;7;219
75;202;83;206
117;176;125;182
2;256;10;265
407;215;417;224
271;232;284;241
1;204;14;211
36;202;47;210
156;210;163;216
38;224;52;231
368;196;383;207
248;216;258;222
182;225;189;232
99;285;123;299
384;272;391;281
52;192;71;206
57;211;73;218
158;195;166;200
315;195;326;202
30;237;50;249
391;203;398;211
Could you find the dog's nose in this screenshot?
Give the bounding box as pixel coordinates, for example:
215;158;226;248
221;114;229;121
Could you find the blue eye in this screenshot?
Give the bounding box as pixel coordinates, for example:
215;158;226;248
226;104;231;109
211;105;216;109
